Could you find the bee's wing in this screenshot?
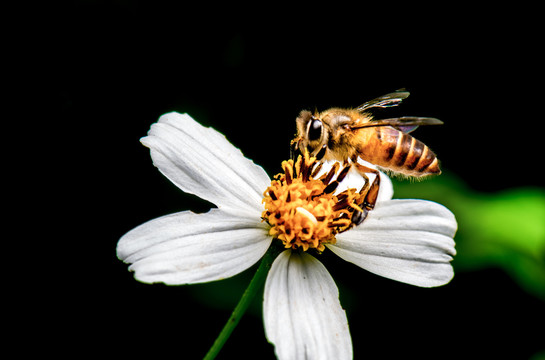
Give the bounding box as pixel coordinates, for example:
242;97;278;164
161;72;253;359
356;89;411;112
351;117;443;133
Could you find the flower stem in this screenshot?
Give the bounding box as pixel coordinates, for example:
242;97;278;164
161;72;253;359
203;244;283;360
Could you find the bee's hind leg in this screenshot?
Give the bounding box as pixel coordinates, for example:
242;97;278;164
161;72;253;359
350;158;381;226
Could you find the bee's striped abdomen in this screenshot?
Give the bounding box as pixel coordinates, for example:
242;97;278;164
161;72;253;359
365;127;440;177
389;130;440;177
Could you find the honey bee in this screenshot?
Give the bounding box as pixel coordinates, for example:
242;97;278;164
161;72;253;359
291;89;443;225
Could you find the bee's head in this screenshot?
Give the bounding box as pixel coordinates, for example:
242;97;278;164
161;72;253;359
294;110;328;160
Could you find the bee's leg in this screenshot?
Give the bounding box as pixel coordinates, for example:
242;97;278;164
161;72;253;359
350;175;380;226
361;174;380;211
350;159;381;226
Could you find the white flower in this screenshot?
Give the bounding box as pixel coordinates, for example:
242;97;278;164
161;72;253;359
117;112;457;360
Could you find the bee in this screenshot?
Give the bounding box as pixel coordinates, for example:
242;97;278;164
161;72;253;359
291;89;443;225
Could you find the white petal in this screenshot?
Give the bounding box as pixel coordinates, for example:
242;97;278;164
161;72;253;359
329;199;457;287
141;112;270;217
314;159;393;201
117;209;271;285
263;251;352;360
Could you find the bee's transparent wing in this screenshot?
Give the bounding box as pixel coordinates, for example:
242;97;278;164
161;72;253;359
356;89;411;112
351;117;443;133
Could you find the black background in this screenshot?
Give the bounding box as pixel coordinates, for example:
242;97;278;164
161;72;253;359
37;2;545;359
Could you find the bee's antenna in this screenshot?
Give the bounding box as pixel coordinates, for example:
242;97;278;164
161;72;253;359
290;139;300;160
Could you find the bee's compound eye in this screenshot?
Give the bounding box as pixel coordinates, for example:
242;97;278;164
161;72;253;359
308;120;323;141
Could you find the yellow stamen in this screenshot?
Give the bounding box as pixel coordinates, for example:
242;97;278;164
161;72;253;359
262;152;366;253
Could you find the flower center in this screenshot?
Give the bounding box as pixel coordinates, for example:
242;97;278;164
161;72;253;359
262;153;366;252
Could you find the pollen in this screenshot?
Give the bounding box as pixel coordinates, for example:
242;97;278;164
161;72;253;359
262;152;366;252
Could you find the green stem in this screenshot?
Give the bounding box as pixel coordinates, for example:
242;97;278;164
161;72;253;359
203;244;283;360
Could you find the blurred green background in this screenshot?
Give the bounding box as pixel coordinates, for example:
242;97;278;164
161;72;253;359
393;174;545;301
49;1;544;359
